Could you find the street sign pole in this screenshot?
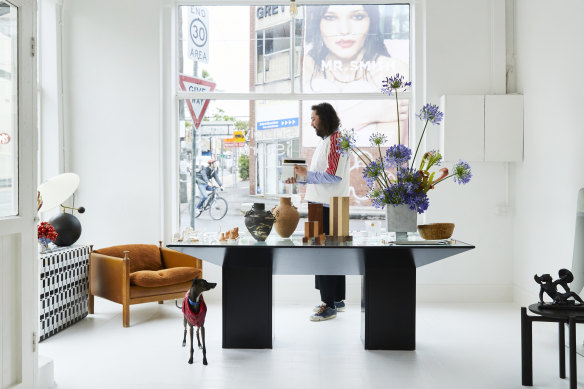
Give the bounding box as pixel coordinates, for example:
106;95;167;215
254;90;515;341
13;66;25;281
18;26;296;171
190;125;199;228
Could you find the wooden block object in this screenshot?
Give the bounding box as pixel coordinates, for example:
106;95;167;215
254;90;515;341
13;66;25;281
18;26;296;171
329;196;350;237
315;233;326;245
308;203;324;235
304;221;319;238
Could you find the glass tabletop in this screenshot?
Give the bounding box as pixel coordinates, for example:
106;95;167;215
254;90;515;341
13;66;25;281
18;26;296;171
168;231;472;248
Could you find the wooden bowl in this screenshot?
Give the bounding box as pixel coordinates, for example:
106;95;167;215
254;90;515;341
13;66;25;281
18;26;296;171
417;223;455;240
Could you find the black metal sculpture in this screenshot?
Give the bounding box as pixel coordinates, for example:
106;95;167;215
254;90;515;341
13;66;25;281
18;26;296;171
534;269;584;309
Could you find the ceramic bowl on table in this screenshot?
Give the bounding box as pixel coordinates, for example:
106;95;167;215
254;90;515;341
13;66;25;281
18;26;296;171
417;223;455;240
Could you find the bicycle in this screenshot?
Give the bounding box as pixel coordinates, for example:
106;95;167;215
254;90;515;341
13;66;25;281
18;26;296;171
194;186;228;220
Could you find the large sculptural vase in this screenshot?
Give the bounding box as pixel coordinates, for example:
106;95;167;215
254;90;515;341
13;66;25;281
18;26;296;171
244;203;275;241
271;197;300;238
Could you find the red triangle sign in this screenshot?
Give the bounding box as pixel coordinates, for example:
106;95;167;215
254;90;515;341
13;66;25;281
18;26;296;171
178;74;216;129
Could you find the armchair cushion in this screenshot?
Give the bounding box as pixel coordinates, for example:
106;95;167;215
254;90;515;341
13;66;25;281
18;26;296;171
130;267;201;288
94;244;163;273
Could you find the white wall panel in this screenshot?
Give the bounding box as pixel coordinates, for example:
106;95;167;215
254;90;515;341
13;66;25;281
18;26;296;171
61;0;163;249
513;0;584;304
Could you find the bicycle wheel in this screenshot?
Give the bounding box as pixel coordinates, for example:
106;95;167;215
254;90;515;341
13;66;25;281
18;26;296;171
209;196;228;220
194;196;203;218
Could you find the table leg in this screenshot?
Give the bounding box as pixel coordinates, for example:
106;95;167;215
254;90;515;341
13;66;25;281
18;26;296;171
569;317;576;389
361;248;416;350
521;307;533;386
559;321;565;379
222;247;273;349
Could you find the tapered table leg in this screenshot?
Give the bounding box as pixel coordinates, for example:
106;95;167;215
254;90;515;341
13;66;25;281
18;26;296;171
222;247;273;348
361;248;416;350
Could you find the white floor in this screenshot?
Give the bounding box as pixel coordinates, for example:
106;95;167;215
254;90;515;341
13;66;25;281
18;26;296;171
39;298;583;389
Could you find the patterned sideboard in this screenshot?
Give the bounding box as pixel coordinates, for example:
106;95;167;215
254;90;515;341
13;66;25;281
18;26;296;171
39;245;90;342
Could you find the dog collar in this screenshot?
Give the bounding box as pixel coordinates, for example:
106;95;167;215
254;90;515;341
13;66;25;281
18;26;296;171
188;297;199;307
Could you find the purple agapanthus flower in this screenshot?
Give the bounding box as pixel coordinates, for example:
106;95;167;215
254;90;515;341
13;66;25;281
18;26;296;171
452;160;472;184
381;168;429;213
381;73;411;96
336;130;356;156
362;160;383;188
385;144;412;168
417;104;444;125
369;132;387;147
368;188;385;209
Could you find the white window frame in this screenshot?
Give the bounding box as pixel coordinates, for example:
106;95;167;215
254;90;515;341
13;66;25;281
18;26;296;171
0;0;38;387
163;0;424;240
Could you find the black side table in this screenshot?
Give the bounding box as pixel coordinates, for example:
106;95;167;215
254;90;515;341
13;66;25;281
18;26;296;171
521;304;584;388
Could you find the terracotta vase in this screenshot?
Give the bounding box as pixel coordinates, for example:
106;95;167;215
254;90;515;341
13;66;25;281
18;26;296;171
244;203;275;241
271;197;300;238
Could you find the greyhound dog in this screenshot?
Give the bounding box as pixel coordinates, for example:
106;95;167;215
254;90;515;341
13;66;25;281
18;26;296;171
181;278;217;365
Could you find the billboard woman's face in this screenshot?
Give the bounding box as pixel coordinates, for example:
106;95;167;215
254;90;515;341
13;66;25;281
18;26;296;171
320;5;371;61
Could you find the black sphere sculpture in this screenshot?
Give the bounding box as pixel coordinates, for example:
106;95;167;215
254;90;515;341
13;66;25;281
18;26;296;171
50;213;82;246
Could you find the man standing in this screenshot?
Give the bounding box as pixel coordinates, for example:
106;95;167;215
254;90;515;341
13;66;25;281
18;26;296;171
196;159;223;211
286;102;350;321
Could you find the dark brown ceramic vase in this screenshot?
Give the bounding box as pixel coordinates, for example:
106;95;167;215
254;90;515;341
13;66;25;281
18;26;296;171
244;203;275;241
271;197;300;238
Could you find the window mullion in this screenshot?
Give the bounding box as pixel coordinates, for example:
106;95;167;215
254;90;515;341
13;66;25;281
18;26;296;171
176;92;413;101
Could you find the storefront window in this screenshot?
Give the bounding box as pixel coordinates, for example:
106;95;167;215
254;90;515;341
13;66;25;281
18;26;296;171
176;3;411;227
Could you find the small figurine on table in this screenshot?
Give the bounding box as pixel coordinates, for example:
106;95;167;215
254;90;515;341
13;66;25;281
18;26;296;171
534;268;584;309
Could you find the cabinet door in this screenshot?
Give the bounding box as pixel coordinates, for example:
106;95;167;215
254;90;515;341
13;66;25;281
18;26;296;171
484;95;524;162
440;95;484;162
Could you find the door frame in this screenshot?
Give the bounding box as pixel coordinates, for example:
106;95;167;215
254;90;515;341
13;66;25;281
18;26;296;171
0;0;38;387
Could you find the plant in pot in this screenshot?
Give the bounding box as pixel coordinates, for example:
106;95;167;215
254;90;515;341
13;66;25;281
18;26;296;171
336;74;472;240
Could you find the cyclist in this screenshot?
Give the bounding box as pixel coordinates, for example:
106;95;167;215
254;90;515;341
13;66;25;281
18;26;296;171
195;159;223;210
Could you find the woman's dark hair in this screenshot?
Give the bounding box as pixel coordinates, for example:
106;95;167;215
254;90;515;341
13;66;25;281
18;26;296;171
305;5;390;75
311;102;340;136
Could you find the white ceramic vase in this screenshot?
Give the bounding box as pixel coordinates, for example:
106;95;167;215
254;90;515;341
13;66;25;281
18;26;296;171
385;204;417;240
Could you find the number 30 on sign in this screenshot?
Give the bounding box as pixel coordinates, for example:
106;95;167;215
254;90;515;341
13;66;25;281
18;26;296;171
188;6;209;64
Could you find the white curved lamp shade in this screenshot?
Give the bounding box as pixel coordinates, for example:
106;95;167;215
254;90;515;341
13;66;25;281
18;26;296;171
37;173;80;212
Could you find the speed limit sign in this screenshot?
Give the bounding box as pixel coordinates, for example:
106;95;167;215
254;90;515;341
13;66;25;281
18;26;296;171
188;6;209;64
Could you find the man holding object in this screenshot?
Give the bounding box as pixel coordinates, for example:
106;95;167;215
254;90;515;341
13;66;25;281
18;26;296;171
286;102;350;321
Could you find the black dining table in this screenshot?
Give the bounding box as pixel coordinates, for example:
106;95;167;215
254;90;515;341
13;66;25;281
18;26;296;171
168;234;474;350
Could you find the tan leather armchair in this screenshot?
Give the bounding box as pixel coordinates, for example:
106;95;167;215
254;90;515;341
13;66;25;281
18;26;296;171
88;242;202;327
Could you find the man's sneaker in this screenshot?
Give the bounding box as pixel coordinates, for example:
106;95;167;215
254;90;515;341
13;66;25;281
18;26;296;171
310;305;337;321
312;301;345;312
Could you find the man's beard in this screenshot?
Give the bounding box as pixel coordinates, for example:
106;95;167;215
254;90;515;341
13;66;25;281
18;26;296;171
315;127;327;138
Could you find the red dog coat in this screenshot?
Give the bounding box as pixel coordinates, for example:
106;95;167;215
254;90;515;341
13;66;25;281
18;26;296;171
182;291;207;328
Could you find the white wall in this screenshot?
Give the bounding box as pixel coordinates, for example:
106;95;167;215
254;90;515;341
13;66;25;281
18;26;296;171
61;0;518;304
513;0;584;304
61;0;163;248
418;0;513;301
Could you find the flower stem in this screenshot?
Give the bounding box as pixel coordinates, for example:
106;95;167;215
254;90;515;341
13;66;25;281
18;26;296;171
352;149;386;189
377;144;392;188
431;174;455;186
411;119;429;171
353;145;372;165
395;92;401;145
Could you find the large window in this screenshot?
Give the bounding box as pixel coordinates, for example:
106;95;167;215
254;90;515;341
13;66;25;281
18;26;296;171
176;3;411;229
0;1;18;217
